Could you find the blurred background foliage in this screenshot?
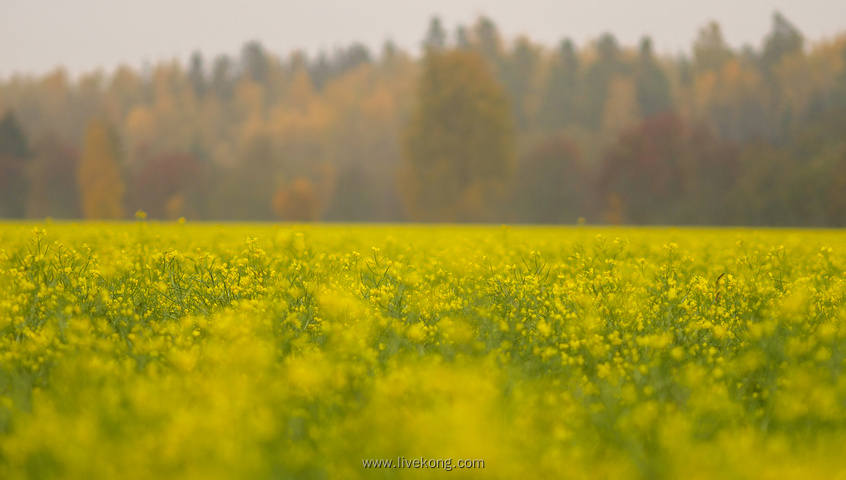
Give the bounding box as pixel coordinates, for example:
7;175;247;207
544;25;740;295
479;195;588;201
1;13;845;225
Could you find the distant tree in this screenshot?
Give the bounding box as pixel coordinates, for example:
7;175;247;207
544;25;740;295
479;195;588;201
503;37;539;128
455;26;471;50
766;111;846;226
188;51;207;98
241;41;270;83
693;22;734;72
27;133;80;219
760;12;804;75
539;39;580;129
272;163;335;222
227;132;278;220
78;119;125;219
307;43;374;91
836;44;846;109
766;36;844;138
211;55;234;99
401;49;514;222
0;111;30;165
513;135;590;223
598;112;739;224
380;40;400;69
336;43;372;73
272;178;321;221
677;56;694;87
0;111;32;218
824;150;846;226
728;141;811;225
423;17;448;51
130;152;204;219
107;66;145;122
583;33;625;129
702;59;771;142
309;52;333;90
324;164;400;221
472;16;503;66
601;76;640;134
635;37;674;117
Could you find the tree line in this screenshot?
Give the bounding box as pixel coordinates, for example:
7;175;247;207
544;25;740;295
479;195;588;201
1;12;845;225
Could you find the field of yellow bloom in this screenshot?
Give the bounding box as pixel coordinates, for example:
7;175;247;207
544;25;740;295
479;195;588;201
1;223;846;479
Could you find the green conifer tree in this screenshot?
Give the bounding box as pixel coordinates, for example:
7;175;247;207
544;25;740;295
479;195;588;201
0;111;31;218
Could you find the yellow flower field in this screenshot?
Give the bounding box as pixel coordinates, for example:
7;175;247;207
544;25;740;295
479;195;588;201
1;223;845;479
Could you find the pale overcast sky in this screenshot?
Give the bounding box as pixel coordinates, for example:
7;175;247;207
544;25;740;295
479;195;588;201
2;0;845;78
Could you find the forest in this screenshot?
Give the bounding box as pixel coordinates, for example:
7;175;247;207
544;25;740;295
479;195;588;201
1;13;845;225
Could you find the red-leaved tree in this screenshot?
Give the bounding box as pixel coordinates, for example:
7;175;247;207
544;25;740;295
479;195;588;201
598;112;739;224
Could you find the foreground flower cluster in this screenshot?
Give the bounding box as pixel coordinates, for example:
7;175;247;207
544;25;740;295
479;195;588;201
1;224;845;479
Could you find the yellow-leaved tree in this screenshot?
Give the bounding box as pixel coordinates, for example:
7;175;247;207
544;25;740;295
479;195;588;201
78;119;125;219
401;48;514;222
